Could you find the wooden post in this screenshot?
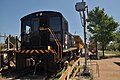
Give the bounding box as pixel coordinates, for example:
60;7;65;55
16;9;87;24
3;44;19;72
16;36;18;50
7;36;10;50
0;54;3;69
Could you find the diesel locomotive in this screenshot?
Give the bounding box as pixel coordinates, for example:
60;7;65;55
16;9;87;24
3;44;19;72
16;11;83;74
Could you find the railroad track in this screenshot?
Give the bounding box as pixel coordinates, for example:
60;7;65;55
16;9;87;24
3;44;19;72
2;67;59;80
1;58;76;80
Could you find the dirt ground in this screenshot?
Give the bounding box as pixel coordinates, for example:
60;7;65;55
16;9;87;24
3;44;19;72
92;55;120;80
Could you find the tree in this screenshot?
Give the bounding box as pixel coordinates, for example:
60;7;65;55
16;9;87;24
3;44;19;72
5;35;16;49
112;29;120;51
114;28;120;43
88;6;119;57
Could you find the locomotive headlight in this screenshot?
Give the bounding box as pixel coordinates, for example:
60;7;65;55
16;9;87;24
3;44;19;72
48;46;51;50
40;13;42;16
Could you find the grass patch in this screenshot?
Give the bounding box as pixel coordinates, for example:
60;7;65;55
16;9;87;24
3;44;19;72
105;50;120;54
98;50;120;57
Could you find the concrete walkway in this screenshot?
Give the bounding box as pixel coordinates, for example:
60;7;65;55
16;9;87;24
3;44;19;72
92;57;120;80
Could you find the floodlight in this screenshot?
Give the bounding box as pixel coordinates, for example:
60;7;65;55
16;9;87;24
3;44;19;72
75;2;86;12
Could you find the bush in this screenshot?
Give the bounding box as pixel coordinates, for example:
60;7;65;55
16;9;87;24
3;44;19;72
107;41;120;51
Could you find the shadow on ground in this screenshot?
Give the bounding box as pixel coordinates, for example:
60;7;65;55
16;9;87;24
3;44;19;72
114;62;120;66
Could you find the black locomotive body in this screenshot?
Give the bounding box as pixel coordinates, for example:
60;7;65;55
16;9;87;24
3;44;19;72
16;11;77;73
21;11;74;50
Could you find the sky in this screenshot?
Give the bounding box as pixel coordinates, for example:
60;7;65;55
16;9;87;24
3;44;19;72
0;0;120;42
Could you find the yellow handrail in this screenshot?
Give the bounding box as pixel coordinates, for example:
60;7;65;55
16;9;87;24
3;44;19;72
40;28;62;61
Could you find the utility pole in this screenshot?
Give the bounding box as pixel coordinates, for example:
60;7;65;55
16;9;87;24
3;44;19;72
75;0;90;76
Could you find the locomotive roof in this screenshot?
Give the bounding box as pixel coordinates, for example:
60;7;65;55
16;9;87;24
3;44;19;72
21;11;66;21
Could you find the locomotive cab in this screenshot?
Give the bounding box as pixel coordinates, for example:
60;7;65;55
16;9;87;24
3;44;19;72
21;11;63;51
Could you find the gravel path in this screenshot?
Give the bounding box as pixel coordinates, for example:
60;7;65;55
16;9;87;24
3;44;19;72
92;57;120;80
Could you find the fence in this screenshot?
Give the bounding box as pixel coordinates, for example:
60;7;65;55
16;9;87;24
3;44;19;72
59;58;81;80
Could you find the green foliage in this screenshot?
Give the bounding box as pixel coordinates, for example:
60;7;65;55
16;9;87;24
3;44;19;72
107;41;116;51
88;6;119;56
107;41;120;51
113;29;120;42
107;28;120;51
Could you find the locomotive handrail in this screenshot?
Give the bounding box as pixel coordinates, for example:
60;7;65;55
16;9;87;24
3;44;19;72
40;27;62;61
9;41;16;48
63;47;77;53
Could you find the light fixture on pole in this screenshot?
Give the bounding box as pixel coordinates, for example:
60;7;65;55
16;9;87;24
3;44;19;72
75;0;90;76
75;2;86;11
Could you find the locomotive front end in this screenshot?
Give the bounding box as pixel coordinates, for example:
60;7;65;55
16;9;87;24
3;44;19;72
16;11;64;73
